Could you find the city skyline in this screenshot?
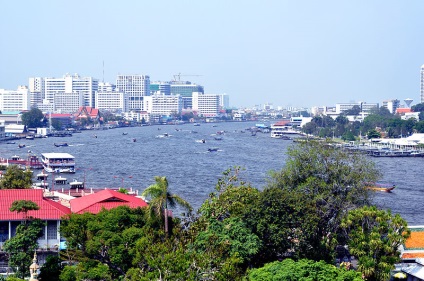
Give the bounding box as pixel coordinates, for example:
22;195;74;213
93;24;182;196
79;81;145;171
1;1;424;108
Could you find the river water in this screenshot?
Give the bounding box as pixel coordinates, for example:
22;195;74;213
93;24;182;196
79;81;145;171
1;121;423;225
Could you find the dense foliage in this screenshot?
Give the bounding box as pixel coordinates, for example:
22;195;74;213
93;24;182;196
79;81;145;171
0;166;33;189
0;142;403;280
20;107;45;128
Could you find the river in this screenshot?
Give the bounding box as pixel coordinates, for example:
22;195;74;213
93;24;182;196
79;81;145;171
1;121;423;225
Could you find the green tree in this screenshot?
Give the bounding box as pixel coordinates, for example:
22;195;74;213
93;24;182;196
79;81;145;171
341;206;410;281
268;141;379;261
38;255;63;281
51;119;63;131
247;259;363;281
142;176;192;234
367;129;381;139
411;102;424;112
21;107;45;128
344;105;361;116
414;120;424;133
0;166;33;189
3;201;43;279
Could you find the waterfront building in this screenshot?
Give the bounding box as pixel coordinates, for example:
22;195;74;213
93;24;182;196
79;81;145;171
116;75;150;111
29;74;98;109
123;111;150;123
335;102;378;114
98;82;116;92
218;93;229;109
53;92;84;113
382;99;400;114
143;93;182;116
192;92;220;117
95;90;127;112
0;86;30;112
170;81;204;109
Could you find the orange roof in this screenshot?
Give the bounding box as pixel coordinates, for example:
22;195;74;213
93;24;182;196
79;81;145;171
402;253;424;259
405;231;424;249
70;189;148;214
74;106;99;119
273;120;291;126
396;108;412;114
0;189;71;220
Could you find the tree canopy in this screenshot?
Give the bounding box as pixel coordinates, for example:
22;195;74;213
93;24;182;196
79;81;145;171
0;165;33;189
21;107;45;128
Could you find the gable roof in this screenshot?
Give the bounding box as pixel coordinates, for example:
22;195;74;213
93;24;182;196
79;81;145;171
70;189;148;214
0;189;71;220
74;106;99;119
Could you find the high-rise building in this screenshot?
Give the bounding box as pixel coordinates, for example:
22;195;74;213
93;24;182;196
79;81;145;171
143;93;182;116
116;75;150;111
170;81;204;109
150;82;171;95
382;99;400;114
421;65;424;103
218;94;229;109
0;86;30;112
29;74;99;109
192;92;220;117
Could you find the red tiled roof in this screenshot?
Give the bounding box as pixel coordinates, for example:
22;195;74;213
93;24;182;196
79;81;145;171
70;189;148;214
396;108;412;114
48;113;72;118
273;120;291;126
0;189;71;220
75;106;99;119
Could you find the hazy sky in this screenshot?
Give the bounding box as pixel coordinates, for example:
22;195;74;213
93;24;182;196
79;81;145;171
1;1;424;108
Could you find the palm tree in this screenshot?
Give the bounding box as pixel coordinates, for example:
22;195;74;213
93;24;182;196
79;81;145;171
142;176;192;233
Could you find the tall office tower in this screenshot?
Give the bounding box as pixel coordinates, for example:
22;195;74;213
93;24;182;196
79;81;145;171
218;94;230;109
144;93;183;116
116;75;150;111
0;86;30;112
28;77;44;105
98;82;116;92
150;81;171;95
29;74;99;108
421;65;424;103
170;81;204;109
192;92;220;117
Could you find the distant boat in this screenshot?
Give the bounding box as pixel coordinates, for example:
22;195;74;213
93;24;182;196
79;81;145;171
193;123;200;126
214;136;223;141
6;141;16;144
54;142;68;147
132;138;137;142
18;144;26;148
366;183;396;192
122;132;128;135
208;148;219;152
26;135;35;140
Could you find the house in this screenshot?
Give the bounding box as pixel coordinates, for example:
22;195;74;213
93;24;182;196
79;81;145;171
74;106;100;121
0;189;71;261
396;226;424;281
69;189;148;214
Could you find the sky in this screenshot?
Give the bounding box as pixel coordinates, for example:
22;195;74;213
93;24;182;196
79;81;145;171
1;0;424;109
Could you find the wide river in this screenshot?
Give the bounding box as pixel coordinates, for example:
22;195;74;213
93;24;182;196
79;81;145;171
1;121;423;225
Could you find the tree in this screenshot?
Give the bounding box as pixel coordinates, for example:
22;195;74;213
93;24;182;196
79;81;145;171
51;119;63;131
247;259;362;281
367;129;381;139
411;102;424;113
142;176;192;234
0;166;33;189
21;107;45;128
3;201;43;279
341;206;410;281
344;105;361;116
38;255;63;281
267;141;380;261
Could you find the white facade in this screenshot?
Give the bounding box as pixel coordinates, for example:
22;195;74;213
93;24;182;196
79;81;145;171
116;75;150;111
95;91;127;112
29;73;98;109
382;99;400;114
53;92;84;113
218;94;229;109
98;82;116;92
192;92;220;117
143;94;182;116
0;86;30;112
335;102;378;114
123;111;150;123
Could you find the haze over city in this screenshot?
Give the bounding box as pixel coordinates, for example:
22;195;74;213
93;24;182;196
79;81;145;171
1;1;424;108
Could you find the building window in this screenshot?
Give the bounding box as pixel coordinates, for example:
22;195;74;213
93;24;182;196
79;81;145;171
47;221;58;240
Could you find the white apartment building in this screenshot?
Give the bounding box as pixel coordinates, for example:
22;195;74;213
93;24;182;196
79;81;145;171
116;75;150;111
98;82;116;92
53;92;84;113
0;86;30;112
192;92;220;117
335;102;378;114
218;94;229;109
95;91;127;112
124;111;150;123
382;99;400;114
29;74;98;109
143;93;182;116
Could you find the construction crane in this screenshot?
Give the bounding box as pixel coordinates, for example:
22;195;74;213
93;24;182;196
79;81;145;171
173;73;202;82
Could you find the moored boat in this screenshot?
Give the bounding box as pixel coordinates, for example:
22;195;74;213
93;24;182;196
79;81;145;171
54;142;68;147
208;147;219;152
69;179;84;189
366;183;396;192
41;153;75;173
55;176;67;184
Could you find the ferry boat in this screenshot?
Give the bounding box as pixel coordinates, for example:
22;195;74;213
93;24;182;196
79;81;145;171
270;121;302;138
40;153;75;173
0;155;43;169
69;179;84;189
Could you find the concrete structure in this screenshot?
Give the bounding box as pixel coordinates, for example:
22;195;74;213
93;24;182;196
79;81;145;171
218;94;230;109
192;92;220;117
116;75;150;111
335;102;378;114
95;91;127;112
0;86;30;112
53;92;84;113
123;111;150;123
29;74;98;109
170;81;204;109
143;93;182;116
382;99;400;114
150;81;171;95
